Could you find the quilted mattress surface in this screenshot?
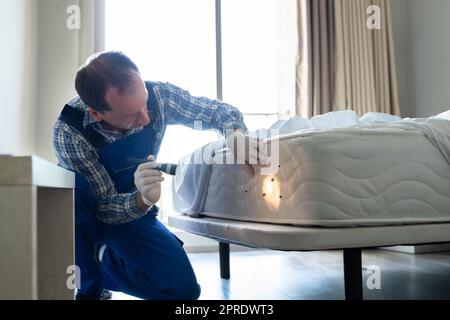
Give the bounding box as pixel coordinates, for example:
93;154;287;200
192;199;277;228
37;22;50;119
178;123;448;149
200;128;450;227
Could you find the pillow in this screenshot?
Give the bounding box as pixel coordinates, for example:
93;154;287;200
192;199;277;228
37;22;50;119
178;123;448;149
435;110;450;120
311;110;359;129
359;112;402;124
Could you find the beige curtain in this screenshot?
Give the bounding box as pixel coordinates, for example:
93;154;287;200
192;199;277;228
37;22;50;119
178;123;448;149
296;0;400;117
334;0;400;116
296;0;336;118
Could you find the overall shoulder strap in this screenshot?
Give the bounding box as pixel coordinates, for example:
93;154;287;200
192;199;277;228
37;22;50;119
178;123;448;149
145;81;159;127
58;104;108;150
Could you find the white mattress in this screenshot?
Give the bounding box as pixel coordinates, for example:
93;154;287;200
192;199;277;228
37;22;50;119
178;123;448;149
172;112;450;227
200;128;450;227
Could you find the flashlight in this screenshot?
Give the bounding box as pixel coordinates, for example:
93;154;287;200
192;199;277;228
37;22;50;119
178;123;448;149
114;157;178;175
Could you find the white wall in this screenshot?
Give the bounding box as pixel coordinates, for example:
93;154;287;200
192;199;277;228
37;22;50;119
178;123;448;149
35;0;82;163
391;0;412;117
391;0;450;118
0;0;81;162
0;0;38;156
407;0;450;117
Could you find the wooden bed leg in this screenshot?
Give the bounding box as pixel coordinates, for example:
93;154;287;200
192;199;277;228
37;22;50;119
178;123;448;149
219;242;230;279
343;248;363;300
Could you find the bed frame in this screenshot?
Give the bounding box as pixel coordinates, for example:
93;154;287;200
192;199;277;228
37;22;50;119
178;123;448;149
169;214;450;300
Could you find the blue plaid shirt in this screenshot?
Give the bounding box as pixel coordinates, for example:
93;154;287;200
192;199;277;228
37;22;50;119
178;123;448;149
52;81;247;225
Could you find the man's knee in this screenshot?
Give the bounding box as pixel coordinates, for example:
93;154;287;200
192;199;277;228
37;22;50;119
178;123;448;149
139;279;200;300
171;281;201;300
134;264;201;300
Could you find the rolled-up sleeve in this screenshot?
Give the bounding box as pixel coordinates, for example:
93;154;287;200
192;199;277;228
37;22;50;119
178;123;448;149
52;122;148;225
156;82;248;136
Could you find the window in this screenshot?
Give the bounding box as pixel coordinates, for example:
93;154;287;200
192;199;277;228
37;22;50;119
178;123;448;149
105;0;297;221
106;0;219;220
222;0;297;130
222;0;297;128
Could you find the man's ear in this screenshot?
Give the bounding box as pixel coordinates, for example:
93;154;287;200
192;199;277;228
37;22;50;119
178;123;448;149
86;106;104;122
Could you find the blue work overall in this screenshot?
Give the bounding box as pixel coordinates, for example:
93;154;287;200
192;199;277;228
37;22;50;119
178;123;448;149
58;82;200;300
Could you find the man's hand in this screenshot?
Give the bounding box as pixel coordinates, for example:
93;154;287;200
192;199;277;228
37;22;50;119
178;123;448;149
225;130;269;165
224;130;270;177
134;155;164;209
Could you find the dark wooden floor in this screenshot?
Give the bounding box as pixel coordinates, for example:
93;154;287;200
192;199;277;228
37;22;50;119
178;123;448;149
112;248;450;300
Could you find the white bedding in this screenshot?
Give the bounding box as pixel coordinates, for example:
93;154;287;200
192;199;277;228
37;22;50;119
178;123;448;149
172;111;450;227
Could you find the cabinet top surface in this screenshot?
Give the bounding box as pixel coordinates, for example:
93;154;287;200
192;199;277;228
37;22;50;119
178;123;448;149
0;156;74;188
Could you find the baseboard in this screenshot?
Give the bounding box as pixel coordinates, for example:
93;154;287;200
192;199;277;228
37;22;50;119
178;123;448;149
379;243;450;254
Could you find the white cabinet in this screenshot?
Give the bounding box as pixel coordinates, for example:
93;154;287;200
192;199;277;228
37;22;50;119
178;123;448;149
0;156;75;300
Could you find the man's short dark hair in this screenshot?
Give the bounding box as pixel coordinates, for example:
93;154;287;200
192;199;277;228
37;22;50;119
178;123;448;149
75;51;140;112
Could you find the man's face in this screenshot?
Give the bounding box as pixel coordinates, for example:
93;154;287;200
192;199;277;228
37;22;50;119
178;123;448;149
88;73;150;131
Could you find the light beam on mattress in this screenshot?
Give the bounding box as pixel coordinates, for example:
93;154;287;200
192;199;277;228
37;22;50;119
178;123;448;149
262;176;281;210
